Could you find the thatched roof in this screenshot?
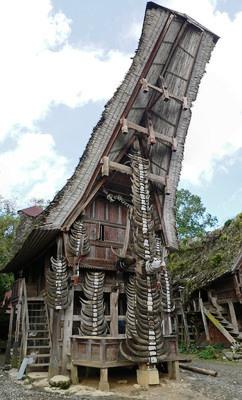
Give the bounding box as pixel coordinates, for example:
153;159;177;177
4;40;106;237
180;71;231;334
169;214;242;296
3;2;218;272
40;3;218;242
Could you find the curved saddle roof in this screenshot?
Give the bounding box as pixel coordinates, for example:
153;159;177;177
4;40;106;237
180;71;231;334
3;2;218;272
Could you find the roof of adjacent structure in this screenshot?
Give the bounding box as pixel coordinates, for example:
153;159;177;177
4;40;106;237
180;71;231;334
169;214;242;297
18;206;43;218
3;1;218;272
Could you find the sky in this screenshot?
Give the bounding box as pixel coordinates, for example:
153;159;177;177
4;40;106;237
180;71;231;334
0;0;242;226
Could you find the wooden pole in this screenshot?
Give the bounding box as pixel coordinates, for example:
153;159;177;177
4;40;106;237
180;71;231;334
5;305;14;365
62;289;74;375
228;300;239;332
199;296;210;343
180;364;217;377
180;302;190;348
110;290;119;336
48;309;61;378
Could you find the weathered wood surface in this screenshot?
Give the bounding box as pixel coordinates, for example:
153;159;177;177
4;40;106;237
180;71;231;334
203;307;237;345
228;300;239;332
101;156;166;186
180;363;218;377
62;288;74;374
33;4;217;256
48;310;61;378
199;297;211;343
70;336;134;368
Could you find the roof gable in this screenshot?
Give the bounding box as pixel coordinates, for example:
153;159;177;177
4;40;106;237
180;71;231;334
39;2;218;251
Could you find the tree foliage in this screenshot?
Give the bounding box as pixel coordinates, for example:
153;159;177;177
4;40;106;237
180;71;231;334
0;197;19;300
176;188;218;240
0;197;19;267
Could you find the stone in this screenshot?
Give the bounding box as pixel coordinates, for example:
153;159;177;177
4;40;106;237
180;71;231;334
28;372;48;382
117;379;128;384
223;351;234;361
133;384;141;389
8;369;18;379
49;374;71;389
32;378;49;388
137;367;159;386
24;384;33;390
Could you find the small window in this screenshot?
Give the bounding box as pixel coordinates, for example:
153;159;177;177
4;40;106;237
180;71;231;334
98;224;105;241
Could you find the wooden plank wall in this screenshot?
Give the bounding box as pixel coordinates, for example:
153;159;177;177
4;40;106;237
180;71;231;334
83;195;128;269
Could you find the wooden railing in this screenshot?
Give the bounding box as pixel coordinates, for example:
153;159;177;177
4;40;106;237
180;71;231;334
12;278;23;304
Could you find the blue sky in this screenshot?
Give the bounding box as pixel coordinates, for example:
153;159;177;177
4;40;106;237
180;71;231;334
0;0;242;227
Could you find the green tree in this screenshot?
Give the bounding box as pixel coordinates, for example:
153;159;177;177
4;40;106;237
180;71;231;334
176;189;218;240
0;197;19;300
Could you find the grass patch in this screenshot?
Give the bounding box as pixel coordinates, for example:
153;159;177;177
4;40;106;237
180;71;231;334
179;344;225;360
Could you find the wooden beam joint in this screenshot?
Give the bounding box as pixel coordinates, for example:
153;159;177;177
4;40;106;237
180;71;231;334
100;156;166;186
140;78;189;110
120;118;177;151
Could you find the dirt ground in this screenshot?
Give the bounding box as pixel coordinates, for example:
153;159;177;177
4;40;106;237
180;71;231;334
0;358;242;400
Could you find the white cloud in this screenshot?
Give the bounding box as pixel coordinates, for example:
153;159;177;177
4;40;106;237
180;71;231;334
2;0;242;202
0;132;67;204
179;4;242;184
0;0;131;141
125;21;142;41
0;0;131;202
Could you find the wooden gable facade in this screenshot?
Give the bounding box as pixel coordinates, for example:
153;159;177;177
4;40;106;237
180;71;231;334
2;2;218;389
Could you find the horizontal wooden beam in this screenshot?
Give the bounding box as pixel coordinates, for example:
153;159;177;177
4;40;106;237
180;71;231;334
140;78;189;110
101;156;167;187
120;118;177;151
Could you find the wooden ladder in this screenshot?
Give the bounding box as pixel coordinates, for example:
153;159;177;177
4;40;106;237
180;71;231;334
27;300;50;369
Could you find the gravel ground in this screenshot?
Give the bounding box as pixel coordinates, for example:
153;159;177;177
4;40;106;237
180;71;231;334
0;359;242;400
181;358;242;400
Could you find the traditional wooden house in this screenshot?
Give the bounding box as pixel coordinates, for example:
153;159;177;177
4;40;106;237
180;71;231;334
2;2;218;388
170;215;242;349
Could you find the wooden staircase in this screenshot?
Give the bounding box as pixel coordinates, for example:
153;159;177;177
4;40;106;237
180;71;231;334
27;300;50;369
201;295;242;349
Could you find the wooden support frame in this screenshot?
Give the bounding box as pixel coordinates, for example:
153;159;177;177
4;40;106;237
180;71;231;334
62;288;74;375
5;305;14;365
228;300;239;332
199;296;210;343
110;290;119;336
101;156;166;186
120;118;177;150
62;13;175;231
140;78;189;110
203;306;236;345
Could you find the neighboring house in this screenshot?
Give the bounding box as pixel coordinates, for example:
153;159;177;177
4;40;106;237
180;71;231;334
1;2;217;388
170;214;242;348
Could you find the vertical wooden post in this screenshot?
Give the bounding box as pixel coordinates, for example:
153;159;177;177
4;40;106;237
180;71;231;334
168;361;180;380
62;288;74;375
228;300;239;331
99;368;109;391
180;303;190;348
15;280;23;343
48;310;61;378
199;296;210;343
5;305;14;365
110;290;119;336
70;363;79;384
